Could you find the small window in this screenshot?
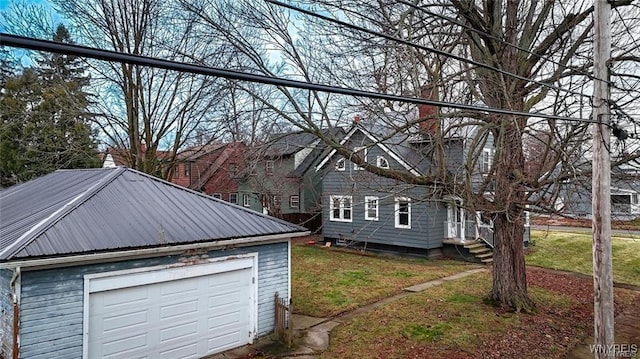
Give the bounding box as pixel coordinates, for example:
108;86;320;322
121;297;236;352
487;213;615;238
265;160;274;175
290;195;300;209
353;147;367;170
173;164;180;179
335;158;346;171
480;148;493;174
395;197;411;229
243;194;250;207
229;193;238;204
273;194;282;208
184;162;191;177
212;193;222;199
377;156;389;169
229;164;237;176
365;196;379;221
329;195;352;222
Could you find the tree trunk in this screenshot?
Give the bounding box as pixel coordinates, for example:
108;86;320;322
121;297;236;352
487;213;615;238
490;119;535;312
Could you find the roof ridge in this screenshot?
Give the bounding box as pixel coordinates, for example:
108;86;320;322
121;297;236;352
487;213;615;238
0;167;125;260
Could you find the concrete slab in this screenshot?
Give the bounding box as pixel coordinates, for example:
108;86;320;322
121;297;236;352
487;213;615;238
292;314;326;330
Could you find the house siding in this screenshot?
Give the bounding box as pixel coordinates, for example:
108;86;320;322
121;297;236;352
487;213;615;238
17;242;289;359
1;268;14;359
322;156;448;250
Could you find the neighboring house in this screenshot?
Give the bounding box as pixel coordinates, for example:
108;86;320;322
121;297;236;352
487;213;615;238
238;129;344;231
102;144;172;169
171;142;246;202
557;159;640;220
0;167;307;359
315;122;529;262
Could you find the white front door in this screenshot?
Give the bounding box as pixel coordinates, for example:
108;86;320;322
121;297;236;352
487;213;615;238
447;204;459;238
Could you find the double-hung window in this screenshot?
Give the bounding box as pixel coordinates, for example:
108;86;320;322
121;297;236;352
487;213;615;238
395;197;411;229
480;148;493;174
330;195;352;222
364;196;379;221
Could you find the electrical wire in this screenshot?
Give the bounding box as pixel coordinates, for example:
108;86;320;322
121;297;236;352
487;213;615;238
265;0;590;99
0;33;596;123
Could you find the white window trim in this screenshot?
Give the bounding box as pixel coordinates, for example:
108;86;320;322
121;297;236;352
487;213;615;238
481;148;493;174
335;158;346;171
329;195;353;222
377;156;389;169
289;195;300;209
243;194;250;207
229;193;238;204
364;196;379;221
212;193;222;199
353;146;367;170
265;160;274;175
395;197;411;229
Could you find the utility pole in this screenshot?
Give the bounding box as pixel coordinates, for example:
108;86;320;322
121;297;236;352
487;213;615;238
592;0;614;358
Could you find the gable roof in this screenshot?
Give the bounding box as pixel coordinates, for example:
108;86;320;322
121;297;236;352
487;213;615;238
314;125;422;176
0;167;306;262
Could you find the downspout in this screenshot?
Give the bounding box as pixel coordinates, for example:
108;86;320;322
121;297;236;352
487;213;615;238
10;267;20;359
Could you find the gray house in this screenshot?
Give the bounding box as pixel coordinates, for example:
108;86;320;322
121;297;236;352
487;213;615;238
0;167;307;359
315;124;529;261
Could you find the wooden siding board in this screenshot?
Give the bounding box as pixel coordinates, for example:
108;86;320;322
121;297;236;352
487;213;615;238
322;166;448;250
18;242;289;358
0;268;14;359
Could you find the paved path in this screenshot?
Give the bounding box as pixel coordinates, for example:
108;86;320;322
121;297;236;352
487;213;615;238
211;266;640;359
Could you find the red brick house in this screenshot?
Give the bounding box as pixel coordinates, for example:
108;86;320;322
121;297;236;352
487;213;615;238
171;142;247;203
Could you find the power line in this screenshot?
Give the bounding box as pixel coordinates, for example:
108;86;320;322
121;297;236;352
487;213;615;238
1;33;593;123
394;0;597;82
265;0;590;99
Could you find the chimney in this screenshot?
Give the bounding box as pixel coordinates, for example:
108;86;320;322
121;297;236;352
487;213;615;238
140;143;147;153
418;84;439;136
353;114;361;124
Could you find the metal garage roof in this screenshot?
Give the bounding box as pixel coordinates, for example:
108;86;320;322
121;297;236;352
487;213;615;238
0;167;307;261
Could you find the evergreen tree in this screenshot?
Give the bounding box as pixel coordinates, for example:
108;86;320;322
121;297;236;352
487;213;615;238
0;24;100;187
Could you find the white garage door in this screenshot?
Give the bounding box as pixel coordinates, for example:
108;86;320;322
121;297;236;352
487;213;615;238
84;257;256;359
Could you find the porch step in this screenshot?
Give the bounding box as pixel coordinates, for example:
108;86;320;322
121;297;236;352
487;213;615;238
463;240;494;264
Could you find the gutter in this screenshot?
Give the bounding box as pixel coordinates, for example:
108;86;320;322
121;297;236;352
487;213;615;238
0;231;310;270
10;267;20;359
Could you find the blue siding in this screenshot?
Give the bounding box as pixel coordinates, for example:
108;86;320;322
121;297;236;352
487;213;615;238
322;162;448;250
1;269;14;359
18;242;289;359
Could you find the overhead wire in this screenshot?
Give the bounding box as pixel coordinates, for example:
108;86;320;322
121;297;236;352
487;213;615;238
265;0;591;99
0;33;596;124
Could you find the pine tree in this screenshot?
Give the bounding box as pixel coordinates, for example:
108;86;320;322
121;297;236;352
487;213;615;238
0;24;100;187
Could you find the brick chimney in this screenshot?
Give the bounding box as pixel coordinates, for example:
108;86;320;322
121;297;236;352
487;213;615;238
418;84;439;136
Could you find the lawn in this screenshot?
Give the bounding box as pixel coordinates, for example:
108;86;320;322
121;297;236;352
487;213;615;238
291;244;476;317
526;229;640;286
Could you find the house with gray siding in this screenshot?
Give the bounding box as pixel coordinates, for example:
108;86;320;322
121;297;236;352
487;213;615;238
315;123;528;261
0;167;307;359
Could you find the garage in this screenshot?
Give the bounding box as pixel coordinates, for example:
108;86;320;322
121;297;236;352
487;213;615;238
84;256;257;359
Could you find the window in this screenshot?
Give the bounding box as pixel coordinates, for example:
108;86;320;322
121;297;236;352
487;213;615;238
353;146;367;170
228;164;237;176
173;164;180;179
480;148;493;174
329;195;352;222
364;196;379;221
290;195;300;209
395;197;411;229
265;160;274;175
229;193;238;204
377;156;389;169
184;162;191;177
273;194;282;208
212;193;222;199
243;194;250;207
335;158;346;171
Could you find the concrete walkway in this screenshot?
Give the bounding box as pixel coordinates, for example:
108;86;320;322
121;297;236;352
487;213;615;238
208;268;487;359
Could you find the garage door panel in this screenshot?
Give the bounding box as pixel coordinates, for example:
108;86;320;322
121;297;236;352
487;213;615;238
88;261;254;359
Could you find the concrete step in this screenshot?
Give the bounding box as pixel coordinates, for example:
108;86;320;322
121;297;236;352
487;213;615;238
475;252;493;259
469;246;491;254
463;242;486;249
481;257;494;264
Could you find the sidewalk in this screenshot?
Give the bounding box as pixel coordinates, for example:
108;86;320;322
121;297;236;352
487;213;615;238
207;268;487;359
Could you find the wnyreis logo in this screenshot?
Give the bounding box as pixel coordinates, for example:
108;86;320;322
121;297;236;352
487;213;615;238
589;344;638;357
